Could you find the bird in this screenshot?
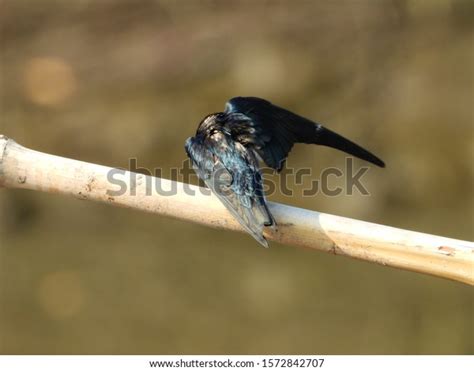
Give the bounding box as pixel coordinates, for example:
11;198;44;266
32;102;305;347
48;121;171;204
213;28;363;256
185;97;385;247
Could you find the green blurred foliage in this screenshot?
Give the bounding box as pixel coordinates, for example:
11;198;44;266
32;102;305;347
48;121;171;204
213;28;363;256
0;0;473;354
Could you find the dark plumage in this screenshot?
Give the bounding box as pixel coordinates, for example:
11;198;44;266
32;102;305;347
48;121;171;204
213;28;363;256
185;97;385;247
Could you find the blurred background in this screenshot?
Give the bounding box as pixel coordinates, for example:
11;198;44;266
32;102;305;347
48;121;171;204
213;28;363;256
0;0;473;355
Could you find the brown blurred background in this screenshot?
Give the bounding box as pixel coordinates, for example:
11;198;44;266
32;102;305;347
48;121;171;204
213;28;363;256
0;0;473;355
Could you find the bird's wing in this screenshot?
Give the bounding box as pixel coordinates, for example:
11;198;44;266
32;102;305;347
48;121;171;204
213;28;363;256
185;137;273;247
224;96;385;171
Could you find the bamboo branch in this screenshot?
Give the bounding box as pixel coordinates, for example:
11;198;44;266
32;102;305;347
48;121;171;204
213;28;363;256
0;135;473;284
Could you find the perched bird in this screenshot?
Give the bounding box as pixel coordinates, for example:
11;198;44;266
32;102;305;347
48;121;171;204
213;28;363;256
185;97;385;247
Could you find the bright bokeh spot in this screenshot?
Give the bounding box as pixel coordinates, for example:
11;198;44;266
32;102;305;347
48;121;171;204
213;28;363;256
22;57;77;106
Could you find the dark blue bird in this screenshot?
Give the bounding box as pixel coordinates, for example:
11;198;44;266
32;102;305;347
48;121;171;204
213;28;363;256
185;97;385;247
